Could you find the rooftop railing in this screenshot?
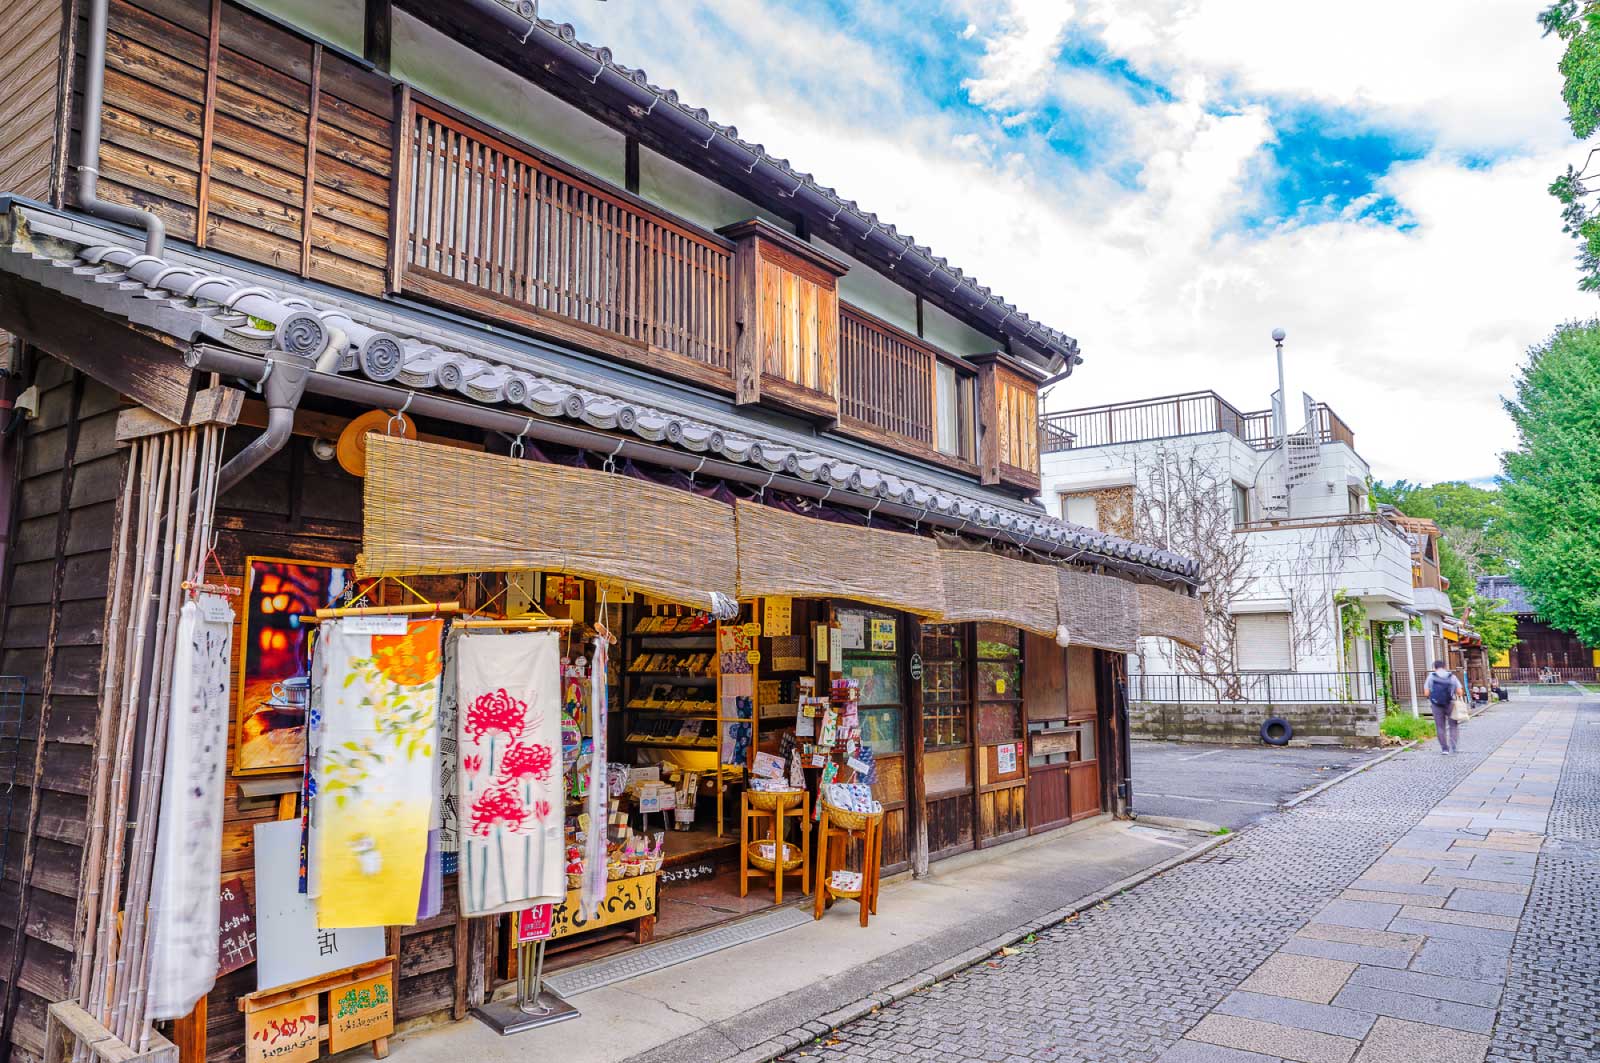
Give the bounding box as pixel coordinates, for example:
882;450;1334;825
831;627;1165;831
1042;391;1356;453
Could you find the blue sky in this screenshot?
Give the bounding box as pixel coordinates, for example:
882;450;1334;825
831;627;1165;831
561;0;1593;483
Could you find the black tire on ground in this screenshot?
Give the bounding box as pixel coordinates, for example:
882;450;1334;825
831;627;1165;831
1260;717;1293;746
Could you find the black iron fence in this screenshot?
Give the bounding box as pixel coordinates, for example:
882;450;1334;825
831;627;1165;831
1129;671;1379;705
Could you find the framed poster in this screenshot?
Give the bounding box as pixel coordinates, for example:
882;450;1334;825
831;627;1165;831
236;557;351;774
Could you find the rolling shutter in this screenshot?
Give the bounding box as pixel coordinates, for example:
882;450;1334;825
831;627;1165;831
1235;612;1292;672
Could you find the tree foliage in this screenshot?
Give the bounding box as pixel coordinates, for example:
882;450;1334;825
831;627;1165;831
1463;595;1519;662
1436;536;1474;613
1541;1;1600;289
1501;321;1600;646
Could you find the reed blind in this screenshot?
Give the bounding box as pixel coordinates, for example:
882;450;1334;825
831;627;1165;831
1056;566;1140;653
733;501;947;617
358;436;737;608
936;545;1061;637
1135;583;1205;651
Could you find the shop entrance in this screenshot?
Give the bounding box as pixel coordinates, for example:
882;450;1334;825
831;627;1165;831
1025;643;1103;832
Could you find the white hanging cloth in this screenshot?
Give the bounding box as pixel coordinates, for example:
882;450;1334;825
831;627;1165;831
457;631;565;915
146;595;235;1020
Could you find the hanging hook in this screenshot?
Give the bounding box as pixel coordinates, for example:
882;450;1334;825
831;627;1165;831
602;437;625;474
758;469;776;500
819;483;834;505
510;417;533;460
387;392;415;436
688;455;707;483
865;497;882;525
915;505;929;532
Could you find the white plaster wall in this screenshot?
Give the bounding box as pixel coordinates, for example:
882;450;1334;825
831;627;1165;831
392;13;627;187
636;146;789;235
921;299;999;358
827;240;919;336
1287;442;1372;519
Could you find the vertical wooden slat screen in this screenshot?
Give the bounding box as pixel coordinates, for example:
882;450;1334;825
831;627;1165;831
839;305;945;448
400;102;735;374
994;369;1039;474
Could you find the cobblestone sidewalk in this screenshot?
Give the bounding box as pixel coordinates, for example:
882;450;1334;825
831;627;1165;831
782;702;1576;1063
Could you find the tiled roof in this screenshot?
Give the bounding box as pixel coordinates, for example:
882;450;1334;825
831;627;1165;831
0;201;1195;581
473;3;1080;368
1476;575;1533;615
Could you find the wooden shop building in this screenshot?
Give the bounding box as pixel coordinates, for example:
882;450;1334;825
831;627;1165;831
0;1;1202;1060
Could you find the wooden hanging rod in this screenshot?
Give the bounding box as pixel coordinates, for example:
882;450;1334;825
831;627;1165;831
454;617;574;630
315;601;461;619
182;580;241;597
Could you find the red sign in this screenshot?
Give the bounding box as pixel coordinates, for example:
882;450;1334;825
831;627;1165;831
517;904;553;943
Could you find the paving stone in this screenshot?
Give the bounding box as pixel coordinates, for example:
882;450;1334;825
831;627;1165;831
1346;965;1502;1008
1280;937;1414;971
1311;900;1399;932
1340;889;1444;908
1330;984;1496;1034
1214;990;1376;1039
1238;955;1356;1005
1394;906;1519;932
1422;875;1526;896
1443;889;1525;918
1361;862;1429;885
1354;1017;1489;1063
1156;1042;1286;1063
1292;924;1423;952
1186;1015;1359;1063
1387;918;1515;948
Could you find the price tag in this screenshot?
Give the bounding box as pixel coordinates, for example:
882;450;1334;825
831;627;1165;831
344;614;410;635
742;622;761;637
995;677;1007;695
198;595;235;624
746;650;761;665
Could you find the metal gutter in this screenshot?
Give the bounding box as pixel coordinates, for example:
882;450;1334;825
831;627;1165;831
77;0;166;257
188;345;1190;588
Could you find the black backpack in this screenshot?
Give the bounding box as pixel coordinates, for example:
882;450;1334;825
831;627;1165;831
1428;675;1454;708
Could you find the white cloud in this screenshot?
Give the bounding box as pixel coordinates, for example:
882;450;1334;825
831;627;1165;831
555;0;1593;483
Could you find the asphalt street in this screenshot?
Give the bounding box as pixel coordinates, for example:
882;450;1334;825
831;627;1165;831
1130;739;1385;830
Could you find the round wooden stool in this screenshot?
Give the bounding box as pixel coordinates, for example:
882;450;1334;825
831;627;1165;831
740;789;811;903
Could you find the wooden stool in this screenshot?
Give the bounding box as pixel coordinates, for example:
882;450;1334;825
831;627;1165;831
741;789;811;903
813;803;883;926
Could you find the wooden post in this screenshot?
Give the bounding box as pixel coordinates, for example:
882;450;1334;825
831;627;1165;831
172;996;206;1063
906;616;928;878
729;236;760;405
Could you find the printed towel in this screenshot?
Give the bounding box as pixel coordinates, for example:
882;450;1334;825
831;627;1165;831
146;596;235;1019
313;617;443;928
458;631;565;915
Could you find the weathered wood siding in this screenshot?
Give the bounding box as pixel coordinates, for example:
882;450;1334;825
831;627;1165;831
75;0;393;294
0;357;125;1062
0;0;64;201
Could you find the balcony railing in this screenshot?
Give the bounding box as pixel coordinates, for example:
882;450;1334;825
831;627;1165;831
1041;392;1356;454
399;102;736;381
840;306;937;448
1234;511;1409;548
1039;391;1249;449
1130;671;1379;704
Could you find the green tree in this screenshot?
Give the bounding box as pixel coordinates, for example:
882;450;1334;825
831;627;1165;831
1541;2;1600;289
1370;479;1511;578
1501;321;1600;645
1436;536;1474;613
1463;595;1519;663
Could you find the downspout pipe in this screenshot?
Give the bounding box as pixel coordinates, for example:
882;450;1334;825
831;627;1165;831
77;0;166;257
215;345;317;496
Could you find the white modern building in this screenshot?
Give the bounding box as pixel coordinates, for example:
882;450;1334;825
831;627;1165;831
1038;389;1416;742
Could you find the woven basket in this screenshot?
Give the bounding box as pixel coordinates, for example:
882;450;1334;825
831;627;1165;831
822;802;881;832
748;841;805;873
746;788;805;811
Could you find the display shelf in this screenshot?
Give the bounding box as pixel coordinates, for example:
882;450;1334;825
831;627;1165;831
629;738;719;750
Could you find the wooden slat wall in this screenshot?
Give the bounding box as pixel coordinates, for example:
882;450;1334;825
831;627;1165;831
0;0;63;201
78;0;392;294
756;250;836;395
994;367;1038;475
401;103;734;374
0;359;125;1063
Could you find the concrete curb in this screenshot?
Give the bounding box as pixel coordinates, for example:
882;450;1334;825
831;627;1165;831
1133;813;1225;834
740;829;1235;1062
1280;740;1418;809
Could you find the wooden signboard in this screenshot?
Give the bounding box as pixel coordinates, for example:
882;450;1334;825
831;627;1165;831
328;973;395;1054
1032;730;1079;758
550;874;657;940
219;876;258;976
245;995;320;1063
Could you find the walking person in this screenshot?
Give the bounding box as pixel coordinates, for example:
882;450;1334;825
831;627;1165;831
1426;660;1462;754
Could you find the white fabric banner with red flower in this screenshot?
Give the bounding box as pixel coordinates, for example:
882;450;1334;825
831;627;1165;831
457;630;564;916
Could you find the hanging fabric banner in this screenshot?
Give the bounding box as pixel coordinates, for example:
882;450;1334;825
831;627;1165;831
146;595;235;1020
436;625;463;856
581;634;609;920
457;631;565;916
313;617;444;928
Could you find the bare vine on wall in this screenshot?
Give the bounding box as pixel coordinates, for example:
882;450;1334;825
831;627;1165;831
1131;445;1367;699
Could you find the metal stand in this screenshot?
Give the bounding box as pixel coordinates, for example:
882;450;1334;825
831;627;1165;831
471;940;579;1035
